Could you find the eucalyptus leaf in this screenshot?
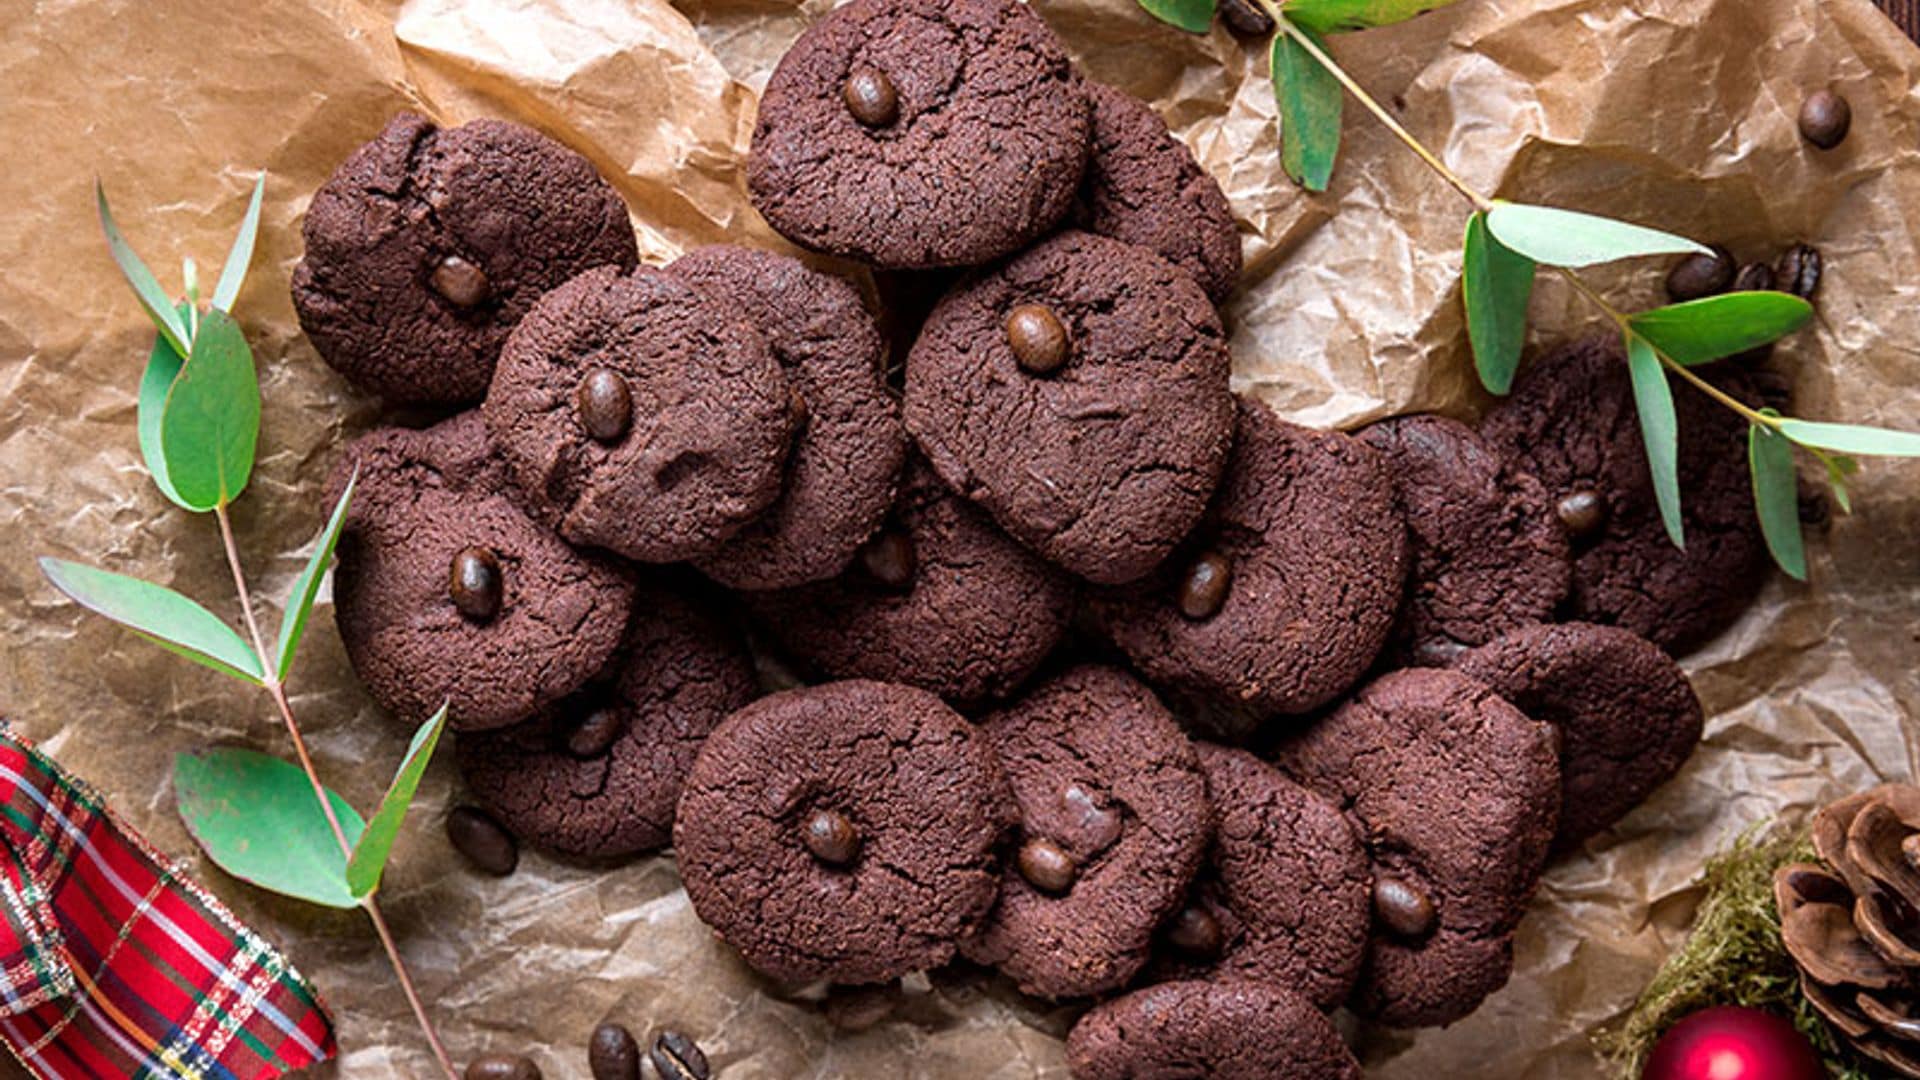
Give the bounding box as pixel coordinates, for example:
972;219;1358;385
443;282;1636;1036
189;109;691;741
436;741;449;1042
1462;210;1536;395
38;557;263;684
346;704;449;899
97;182;191;357
1136;0;1217;32
1778;419;1920;457
138;304;194;510
1823;453;1858;515
1273;28;1343;192
276;470;356;681
212;174;266;313
1485;202;1710;269
1748;418;1807;581
1624;334;1685;549
174;747;364;909
160;308;261;511
1627;292;1813;367
1282;0;1459;33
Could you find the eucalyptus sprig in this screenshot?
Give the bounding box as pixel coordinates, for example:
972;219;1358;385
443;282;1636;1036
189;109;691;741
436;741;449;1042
40;179;461;1079
1138;0;1920;581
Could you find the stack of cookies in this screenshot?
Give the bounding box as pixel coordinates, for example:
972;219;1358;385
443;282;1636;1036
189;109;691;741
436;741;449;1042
291;0;1772;1073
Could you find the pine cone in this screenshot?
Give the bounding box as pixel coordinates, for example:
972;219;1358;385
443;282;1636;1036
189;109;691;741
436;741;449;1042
1776;784;1920;1076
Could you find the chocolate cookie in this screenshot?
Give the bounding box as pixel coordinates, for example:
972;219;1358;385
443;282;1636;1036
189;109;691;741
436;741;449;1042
329;413;635;731
1272;668;1559;1028
1455;621;1703;853
1358;414;1571;666
748;0;1089;268
1066;981;1361;1080
1152;744;1370;1010
1089;397;1407;720
1479;336;1769;654
673;680;1014;985
1079;81;1241;303
744;457;1075;705
905;231;1234;585
483;264;798;563
292;113;638;404
960;666;1211;999
455;581;757;858
668;245;906;589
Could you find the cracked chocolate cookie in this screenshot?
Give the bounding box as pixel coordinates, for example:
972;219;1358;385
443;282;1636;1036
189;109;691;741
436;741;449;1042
674;680;1014;985
1358;413;1571;666
1455;621;1703;853
743;457;1074;705
1089;396;1407;721
748;0;1089;268
960;666;1211;999
292;113;638;404
1273;668;1559;1028
1478;336;1769;654
905;231;1234;585
1067;981;1362;1080
1079;81;1240;303
455;580;757;858
668;245;906;590
329;413;635;731
483;264;798;563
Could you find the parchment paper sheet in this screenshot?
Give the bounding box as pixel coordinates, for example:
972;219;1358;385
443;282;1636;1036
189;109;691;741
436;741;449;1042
2;0;1919;1075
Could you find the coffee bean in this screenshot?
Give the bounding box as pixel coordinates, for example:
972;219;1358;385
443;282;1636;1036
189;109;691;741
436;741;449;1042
843;66;899;128
1373;876;1436;939
568;706;626;760
588;1022;641;1080
1732;262;1776;293
1005;303;1069;374
450;545;503;622
1664;245;1734;302
1798;89;1852;150
1217;0;1274;37
447;806;518;876
1017;836;1077;895
803;808;860;866
649;1031;711;1080
432;256;491;308
576;367;633;443
1555;490;1606;539
1177;551;1232;621
1060;783;1122;852
1775;244;1823;301
860;529;916;590
1164;903;1224;960
464;1054;540;1080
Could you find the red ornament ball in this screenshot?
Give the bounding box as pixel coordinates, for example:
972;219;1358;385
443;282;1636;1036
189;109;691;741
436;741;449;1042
1643;1006;1825;1080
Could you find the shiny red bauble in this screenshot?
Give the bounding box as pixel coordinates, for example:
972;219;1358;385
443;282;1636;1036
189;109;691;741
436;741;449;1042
1642;1006;1825;1080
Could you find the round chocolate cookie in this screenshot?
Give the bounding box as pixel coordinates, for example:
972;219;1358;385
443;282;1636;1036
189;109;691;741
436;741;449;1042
329;413;635;731
1088;396;1407;720
1151;743;1370;1011
744;457;1074;705
483;264;798;563
1478;336;1769;654
673;680;1014;985
668;245;906;590
1066;981;1361;1080
748;0;1089;268
960;666;1211;999
455;580;758;858
1358;413;1571;666
1079;81;1241;303
1272;668;1559;1028
292;113;638;404
905;231;1234;585
1455;621;1703;853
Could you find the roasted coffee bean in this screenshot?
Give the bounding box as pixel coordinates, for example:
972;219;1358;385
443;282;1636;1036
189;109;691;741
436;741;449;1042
568;706;626;760
860;529;916;589
1017;836;1077;895
577;367;634;443
464;1054;540;1080
1664;245;1735;302
1798;89;1852;150
843;66;899;128
450;545;503;622
1798;492;1831;529
1164;904;1224;960
1732;262;1776;293
447;806;518;876
431;255;490;308
588;1022;641;1080
1373;876;1437;939
1555;489;1606;539
1005;303;1070;374
1218;0;1274;37
1060;783;1122;852
1177;551;1233;620
650;1031;711;1080
1776;244;1823;301
803;808;861;866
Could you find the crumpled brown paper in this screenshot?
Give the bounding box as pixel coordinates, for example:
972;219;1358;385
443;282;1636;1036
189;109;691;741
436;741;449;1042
1;0;1917;1075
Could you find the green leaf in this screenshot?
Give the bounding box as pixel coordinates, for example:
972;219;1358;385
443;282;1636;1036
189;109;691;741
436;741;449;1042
346;704;449;899
159;308;261;510
96;181;190;357
1748;417;1807;581
212;174;266;313
138;304;194;510
174;747;364;909
1777;419;1920;457
1282;0;1460;33
1485;202;1711;269
1462;210;1536;395
1625;334;1685;549
38;557;263;684
1627;293;1814;367
1822;453;1858;514
275;470;356;681
1273;28;1344;192
1136;0;1217;32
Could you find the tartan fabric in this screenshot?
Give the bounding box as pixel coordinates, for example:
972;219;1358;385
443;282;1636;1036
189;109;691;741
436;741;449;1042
0;725;335;1079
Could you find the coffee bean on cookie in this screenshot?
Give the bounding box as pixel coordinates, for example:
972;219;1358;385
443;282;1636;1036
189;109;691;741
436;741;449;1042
430;256;490;308
1556;489;1607;538
1016;837;1077;895
1005;303;1069;374
576;368;633;443
449;546;503;623
805;809;862;866
843;66;899;128
1374;877;1437;940
1177;551;1233;620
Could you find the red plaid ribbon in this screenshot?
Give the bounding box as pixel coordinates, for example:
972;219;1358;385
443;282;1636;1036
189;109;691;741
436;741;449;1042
0;725;335;1079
